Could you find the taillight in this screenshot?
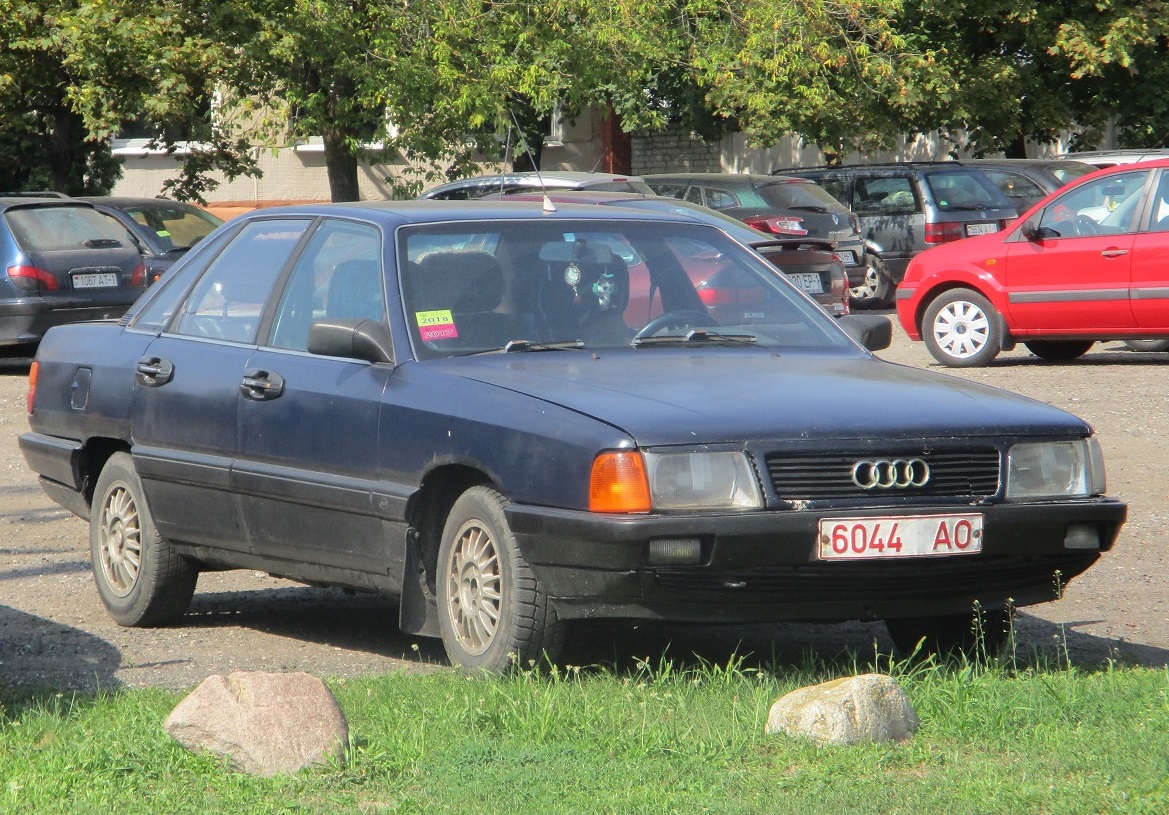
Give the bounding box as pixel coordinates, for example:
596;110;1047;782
924;221;964;244
742;215;809;237
830;256;849;315
27;361;38;414
849;212;861;233
131;261;146;287
7;264;59;292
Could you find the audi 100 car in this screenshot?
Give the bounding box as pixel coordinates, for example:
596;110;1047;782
20;200;1125;673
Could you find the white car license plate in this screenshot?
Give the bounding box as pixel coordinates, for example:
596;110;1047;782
965;222;998;237
786;272;824;294
837;250;857;266
818;513;983;560
72;272;119;289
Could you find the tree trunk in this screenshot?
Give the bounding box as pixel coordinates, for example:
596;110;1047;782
322;128;361;202
1005;134;1028;159
48;102;78;193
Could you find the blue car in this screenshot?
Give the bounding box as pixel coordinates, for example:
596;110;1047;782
20;200;1125;672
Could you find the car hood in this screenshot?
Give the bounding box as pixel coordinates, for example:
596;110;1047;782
428;348;1089;447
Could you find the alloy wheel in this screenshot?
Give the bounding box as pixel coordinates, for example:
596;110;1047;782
97;485;142;597
444;521;503;657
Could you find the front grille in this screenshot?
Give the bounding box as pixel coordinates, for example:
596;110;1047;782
765;448;1000;501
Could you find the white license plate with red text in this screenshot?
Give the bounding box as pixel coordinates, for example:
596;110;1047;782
72;272;118;289
818;513;983;560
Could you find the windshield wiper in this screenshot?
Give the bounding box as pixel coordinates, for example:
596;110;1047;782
633;329;757;348
504;339;586;352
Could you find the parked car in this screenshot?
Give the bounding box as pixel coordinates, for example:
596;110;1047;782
490;190;849;317
1056;148;1169;169
79;196;224;284
963;158;1095;213
20;201;1125;672
641;173;866;289
0;197;147;350
773;163;1018;309
419;171;655;200
896;159;1169;366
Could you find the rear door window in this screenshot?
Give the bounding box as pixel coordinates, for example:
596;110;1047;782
853;177;919;215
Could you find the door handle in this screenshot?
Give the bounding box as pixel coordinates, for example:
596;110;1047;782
1100;248;1129;258
240;369;285;401
135;356;174;387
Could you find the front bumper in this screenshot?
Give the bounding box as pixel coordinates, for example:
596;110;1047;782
506;499;1126;623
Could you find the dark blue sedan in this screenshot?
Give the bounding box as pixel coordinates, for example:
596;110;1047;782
19;200;1126;672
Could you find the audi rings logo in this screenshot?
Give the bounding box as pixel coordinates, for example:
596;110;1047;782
851;459;931;489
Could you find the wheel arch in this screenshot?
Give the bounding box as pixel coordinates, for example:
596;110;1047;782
399;463;501;638
912;276;1010;344
81;437;132;506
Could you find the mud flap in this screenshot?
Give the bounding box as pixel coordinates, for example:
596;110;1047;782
398;529;440;637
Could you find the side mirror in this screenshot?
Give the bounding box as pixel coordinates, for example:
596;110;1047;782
1022;219;1060;242
839;314;892;352
307;319;394;364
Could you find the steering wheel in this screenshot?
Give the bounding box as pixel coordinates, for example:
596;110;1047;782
1075;215;1101;236
633;309;718;341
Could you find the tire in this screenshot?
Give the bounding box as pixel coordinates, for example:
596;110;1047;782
886;606;1013;660
436;486;564;673
1023;340;1095;361
1124;339;1169;352
921;288;1002;367
90;452;198;627
849;255;893;310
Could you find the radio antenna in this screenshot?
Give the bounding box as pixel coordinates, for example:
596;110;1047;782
509;109;555;212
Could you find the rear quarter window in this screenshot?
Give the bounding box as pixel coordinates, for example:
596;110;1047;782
852;176;920;215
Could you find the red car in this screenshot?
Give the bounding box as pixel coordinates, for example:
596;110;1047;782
896;158;1169;366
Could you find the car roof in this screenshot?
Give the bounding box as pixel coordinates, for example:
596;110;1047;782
0;197;97;213
76;196;211;210
643;172;810;185
419;171;648;196
227;198;703;227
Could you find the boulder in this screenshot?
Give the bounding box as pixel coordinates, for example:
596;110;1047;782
765;673;919;746
164;670;348;776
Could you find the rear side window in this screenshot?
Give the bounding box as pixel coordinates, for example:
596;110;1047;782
171;219;310;343
924;170;1013;210
5;205;131;251
122;205;222;251
853;177;919;215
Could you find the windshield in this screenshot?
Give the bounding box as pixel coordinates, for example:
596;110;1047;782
399;219;851;359
124;203;223;251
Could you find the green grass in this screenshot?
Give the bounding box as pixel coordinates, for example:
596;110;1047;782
1;652;1167;814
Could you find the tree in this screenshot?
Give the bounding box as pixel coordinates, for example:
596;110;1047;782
0;1;121;193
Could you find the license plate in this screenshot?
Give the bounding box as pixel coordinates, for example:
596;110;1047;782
818;513;983;560
837;250;857;266
786;272;824;294
965;222;998;237
72;273;118;289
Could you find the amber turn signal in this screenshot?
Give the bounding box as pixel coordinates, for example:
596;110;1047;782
589;451;651;513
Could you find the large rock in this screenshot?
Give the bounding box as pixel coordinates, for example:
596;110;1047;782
164;670;349;776
765;674;919;746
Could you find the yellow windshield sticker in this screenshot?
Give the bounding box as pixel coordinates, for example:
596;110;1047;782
416;309;458;341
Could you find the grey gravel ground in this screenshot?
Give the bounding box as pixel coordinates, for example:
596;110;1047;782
0;322;1165;692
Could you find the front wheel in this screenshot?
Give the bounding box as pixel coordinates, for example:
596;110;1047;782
849;255;893;310
437;486;564;673
90;452;198;626
1024;339;1095;361
922;288;1002;367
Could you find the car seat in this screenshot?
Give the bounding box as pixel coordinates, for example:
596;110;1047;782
326;259;385;322
415;251;513;350
535;242;631;345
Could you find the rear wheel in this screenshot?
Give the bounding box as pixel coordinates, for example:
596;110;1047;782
922;288;1002;367
1024;339;1095;361
90;452;198;626
849;255;893;309
437;486;564;673
886;606;1013;660
1124;339;1169;352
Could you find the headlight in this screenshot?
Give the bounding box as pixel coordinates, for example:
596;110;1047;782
1006;438;1105;500
643;451;763;511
